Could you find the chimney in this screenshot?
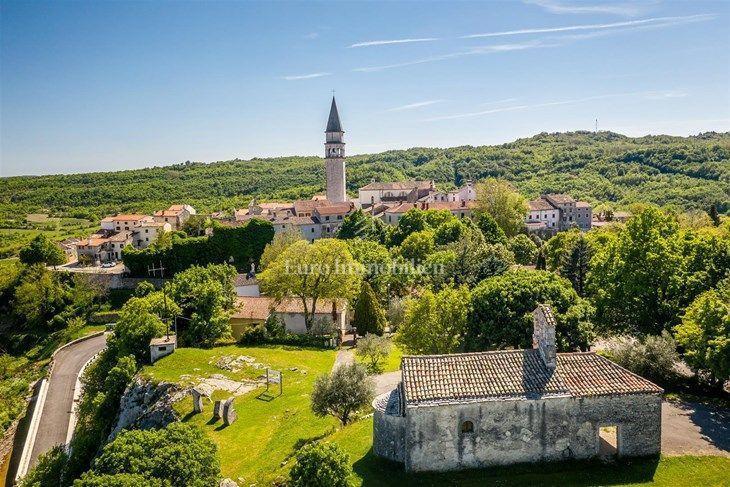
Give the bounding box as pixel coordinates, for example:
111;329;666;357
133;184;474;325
532;304;557;370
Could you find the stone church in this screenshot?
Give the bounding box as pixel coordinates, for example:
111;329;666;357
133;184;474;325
373;305;663;472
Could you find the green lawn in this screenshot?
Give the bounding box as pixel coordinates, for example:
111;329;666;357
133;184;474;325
144;345;730;486
355;340;403;373
142;344;339;485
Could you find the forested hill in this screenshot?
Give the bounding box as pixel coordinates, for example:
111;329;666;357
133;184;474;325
1;131;728;220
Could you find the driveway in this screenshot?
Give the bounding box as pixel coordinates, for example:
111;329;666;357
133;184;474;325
28;333;107;468
662;399;729;456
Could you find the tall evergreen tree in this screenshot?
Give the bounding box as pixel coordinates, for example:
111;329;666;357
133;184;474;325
535;247;547;270
708;204;721;227
352;281;386;335
559;235;591;297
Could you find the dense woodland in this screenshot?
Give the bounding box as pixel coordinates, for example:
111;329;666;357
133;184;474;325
1;131;728;222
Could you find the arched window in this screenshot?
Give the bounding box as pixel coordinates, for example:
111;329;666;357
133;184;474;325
461;420;474;434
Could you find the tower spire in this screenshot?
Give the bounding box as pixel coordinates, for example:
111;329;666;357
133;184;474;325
326;96;343;133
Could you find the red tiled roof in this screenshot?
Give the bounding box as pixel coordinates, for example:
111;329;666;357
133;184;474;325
361;180;433;191
232;296;345;320
576;201;592;208
113;214;148;221
401;350;662;406
314;203;353;216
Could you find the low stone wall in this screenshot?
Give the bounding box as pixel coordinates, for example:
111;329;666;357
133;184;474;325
372;391;405;463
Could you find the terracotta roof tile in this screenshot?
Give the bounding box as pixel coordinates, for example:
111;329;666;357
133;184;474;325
401;350;662;406
361;180;434;191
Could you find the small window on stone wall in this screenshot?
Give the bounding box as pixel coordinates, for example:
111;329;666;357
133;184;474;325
461;420;474;434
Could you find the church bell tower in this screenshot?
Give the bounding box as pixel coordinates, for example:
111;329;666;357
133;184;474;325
324;96;346;203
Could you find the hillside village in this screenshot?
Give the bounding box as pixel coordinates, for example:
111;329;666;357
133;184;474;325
2;97;727;487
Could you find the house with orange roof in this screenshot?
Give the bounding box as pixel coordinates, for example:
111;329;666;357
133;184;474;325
153;204;196;230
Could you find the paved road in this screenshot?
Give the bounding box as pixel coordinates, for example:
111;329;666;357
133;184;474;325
28;334;107;468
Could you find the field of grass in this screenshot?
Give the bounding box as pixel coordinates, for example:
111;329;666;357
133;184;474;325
0;214;97;258
142;345;339;485
144;345;730;486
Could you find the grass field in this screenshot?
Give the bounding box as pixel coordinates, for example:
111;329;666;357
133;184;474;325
144;345;730;486
0;214;97;259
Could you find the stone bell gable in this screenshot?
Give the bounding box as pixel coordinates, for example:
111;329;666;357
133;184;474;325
373;305;664;472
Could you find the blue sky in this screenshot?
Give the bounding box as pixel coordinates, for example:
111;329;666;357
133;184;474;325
1;0;729;176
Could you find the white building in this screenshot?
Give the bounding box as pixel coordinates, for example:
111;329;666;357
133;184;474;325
358;181;435;207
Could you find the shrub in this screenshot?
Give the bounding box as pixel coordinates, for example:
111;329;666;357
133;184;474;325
311;363;374;425
18;445;68;487
289;441;351;487
356;334;392;373
507;234;538;265
599;331;680;387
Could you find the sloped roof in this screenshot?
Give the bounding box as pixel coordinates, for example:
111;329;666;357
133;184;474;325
113;214;148;221
314;203;353;216
326;97;343;132
401;350;662;406
232;296;345;320
544;194;576;205
529;198;556;211
576;201;592;209
360;180;433;191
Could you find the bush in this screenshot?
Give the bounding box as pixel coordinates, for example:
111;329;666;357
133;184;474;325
356;334;392;373
289;441;351;487
352;281;386;336
86;422;219;487
18;445;68;487
311;363;374;425
599;332;680;387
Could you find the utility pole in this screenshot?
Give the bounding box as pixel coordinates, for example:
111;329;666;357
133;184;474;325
147;261;171;339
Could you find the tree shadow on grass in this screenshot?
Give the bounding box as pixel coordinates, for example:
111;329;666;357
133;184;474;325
352;448;660;487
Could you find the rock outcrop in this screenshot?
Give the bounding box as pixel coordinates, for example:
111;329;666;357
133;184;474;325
109;377;186;440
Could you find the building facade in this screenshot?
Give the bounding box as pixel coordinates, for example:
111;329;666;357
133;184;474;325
373;305;662;472
526;194;592;234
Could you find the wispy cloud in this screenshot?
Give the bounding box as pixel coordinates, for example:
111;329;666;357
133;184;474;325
423;91;684;122
349;37;440;48
481;98;519;106
525;0;657;17
386;100;445;112
281;72;331;80
303;32;319;40
353;40;550;72
644;90;688;99
462;14;716;39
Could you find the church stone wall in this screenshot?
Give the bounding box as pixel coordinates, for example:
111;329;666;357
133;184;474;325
398;393;661;472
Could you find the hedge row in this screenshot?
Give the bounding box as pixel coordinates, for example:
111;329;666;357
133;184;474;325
122;219;274;276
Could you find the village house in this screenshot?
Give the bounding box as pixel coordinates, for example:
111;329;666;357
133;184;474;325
373;305;662;472
379;200;477;225
423;181;477;204
358;180;436;208
153;204;197;230
526;194;592;234
229;296;349;339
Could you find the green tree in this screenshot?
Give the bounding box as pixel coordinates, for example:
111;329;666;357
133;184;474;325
475;212;507;244
352;281;386;335
167;264;236;347
598;332;680;387
259;240;363;331
388;208;428;246
18;445;68;487
356;334;392;373
467;269;594;351
84;422;219;487
311;363;374;425
508;234;538;265
337;209;374;239
434;219;468;246
475;178;528;237
346;239;392;296
19;234;66;267
439;231;514;287
289;442;351;487
560;235;592;297
75;473;166;487
674;282;730;383
260;226;303;270
708;204;721;227
543;229;582;271
590;207;683;334
398;229;435;264
113;296;168;362
396;286;471;355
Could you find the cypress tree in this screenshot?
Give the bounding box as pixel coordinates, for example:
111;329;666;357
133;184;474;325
560;236;591;296
352;281;386;336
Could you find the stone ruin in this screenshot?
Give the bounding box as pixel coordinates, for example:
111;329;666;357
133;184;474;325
222;397;237;426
